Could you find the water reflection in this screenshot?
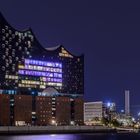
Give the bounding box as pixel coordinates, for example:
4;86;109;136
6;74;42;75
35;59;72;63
1;133;140;140
0;134;76;140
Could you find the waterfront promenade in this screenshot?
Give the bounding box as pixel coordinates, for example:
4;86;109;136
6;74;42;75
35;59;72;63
0;126;115;134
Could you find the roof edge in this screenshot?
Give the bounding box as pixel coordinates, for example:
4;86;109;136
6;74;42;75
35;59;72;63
0;12;84;58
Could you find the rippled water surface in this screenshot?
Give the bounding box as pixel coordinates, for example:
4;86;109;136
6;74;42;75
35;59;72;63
0;133;140;140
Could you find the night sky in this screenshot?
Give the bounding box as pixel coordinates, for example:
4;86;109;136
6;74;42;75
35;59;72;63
1;0;140;116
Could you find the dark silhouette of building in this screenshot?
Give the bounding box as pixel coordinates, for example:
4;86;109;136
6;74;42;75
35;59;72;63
74;98;84;125
36;96;52;125
55;97;71;125
0;94;84;126
14;95;32;126
0;94;10;126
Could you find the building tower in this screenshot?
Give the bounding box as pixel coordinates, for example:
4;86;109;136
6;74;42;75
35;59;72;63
125;90;130;115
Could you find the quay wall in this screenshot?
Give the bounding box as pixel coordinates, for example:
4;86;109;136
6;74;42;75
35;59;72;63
0;126;115;134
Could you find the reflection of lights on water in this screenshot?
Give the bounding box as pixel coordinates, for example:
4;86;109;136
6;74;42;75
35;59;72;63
5;134;76;140
48;134;75;140
50;134;56;137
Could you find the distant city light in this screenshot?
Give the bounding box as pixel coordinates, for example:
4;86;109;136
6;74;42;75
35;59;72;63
107;102;111;107
138;112;140;116
132;117;135;122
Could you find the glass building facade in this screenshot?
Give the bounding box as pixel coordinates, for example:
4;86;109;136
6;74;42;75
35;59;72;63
0;13;84;96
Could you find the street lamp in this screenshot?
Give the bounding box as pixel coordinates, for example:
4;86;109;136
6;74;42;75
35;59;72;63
51;120;56;125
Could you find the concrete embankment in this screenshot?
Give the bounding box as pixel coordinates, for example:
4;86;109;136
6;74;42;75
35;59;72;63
0;126;116;135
